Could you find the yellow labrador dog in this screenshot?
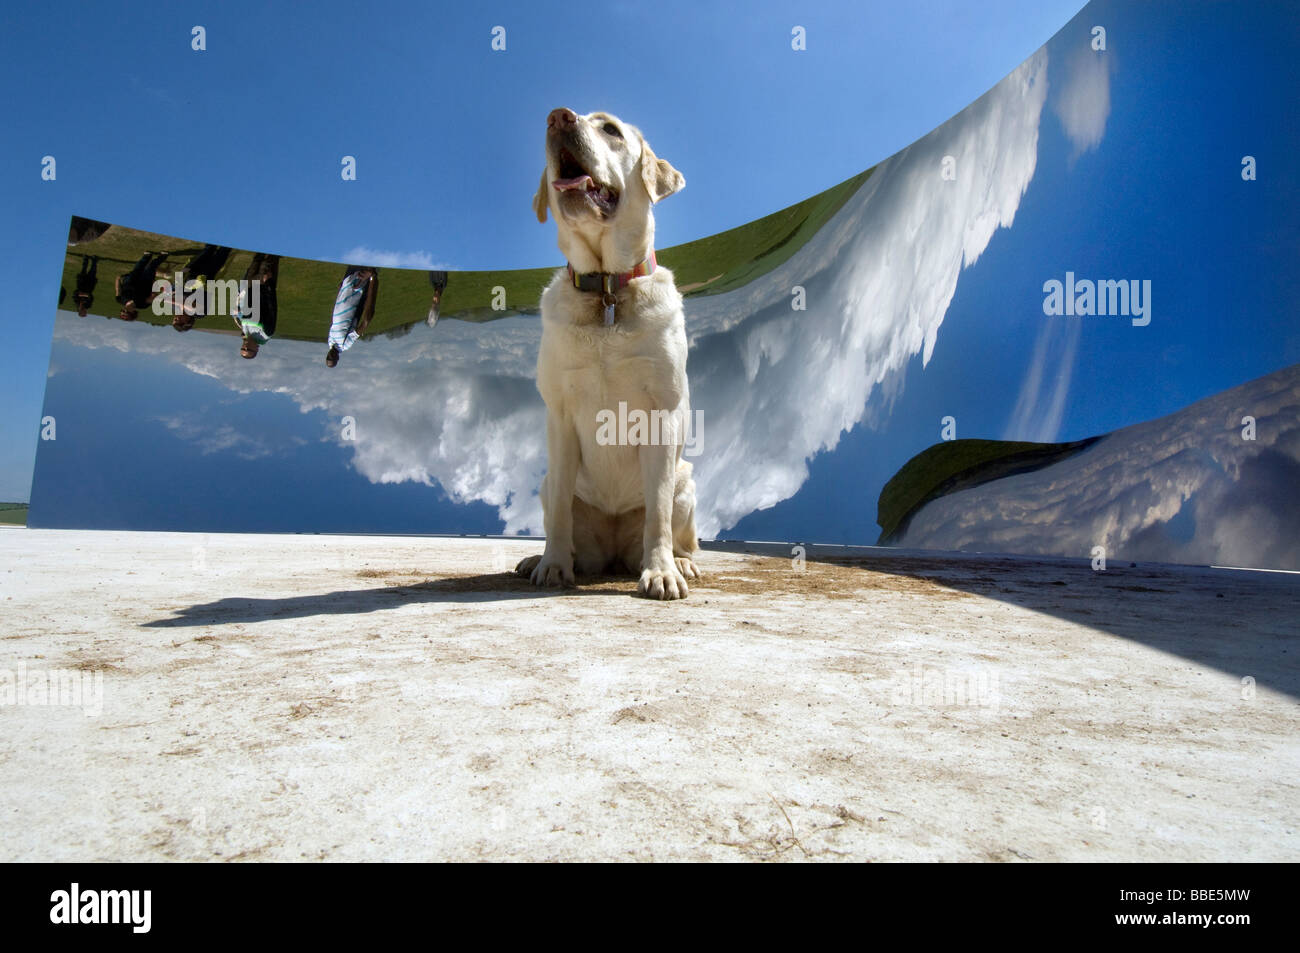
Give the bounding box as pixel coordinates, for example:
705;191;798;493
516;107;700;600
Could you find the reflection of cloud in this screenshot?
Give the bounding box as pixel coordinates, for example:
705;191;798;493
1003;317;1082;442
55;313;548;534
129;73;179;110
897;365;1300;571
1053;43;1111;157
683;49;1049;535
339;246;450;269
154;414;298;460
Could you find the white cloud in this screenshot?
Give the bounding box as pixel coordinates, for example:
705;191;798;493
338;246;451;270
153;414;295;460
1002;316;1081;442
1053;43;1111;157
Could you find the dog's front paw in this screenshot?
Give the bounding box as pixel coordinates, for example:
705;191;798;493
638;563;689;600
514;554;542;577
529;555;575;589
674;557;700;580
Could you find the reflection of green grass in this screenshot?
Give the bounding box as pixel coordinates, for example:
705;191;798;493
877;438;1100;543
58;227;554;343
55;165;872;343
0;503;28;526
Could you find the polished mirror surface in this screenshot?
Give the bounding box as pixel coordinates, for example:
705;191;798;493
34;2;1300;570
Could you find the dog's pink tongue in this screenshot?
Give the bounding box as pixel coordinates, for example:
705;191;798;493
553;175;593;191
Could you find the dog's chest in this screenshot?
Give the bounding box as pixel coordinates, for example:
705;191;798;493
539;282;683;413
547;322;655;409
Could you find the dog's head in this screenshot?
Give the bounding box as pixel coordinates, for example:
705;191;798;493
533;108;684;270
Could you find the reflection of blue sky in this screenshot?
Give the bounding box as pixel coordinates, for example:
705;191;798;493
732;0;1300;544
685;45;1047;534
32;1;1300;562
0;0;1089;503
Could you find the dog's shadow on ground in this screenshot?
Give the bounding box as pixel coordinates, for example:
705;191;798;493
139;544;1300;703
140;571;633;629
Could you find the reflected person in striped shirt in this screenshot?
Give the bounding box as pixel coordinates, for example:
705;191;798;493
327;265;379;367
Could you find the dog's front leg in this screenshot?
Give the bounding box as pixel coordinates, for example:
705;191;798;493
531;414;579;588
638;442;689;600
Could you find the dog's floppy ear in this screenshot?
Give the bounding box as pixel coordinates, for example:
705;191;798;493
532;168;549;223
639;137;685;204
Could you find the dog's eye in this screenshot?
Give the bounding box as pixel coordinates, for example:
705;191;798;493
602;122;623;139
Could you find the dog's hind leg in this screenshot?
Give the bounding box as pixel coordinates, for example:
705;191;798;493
514;553;542;577
572;495;616;576
612;506;646;577
517;488;616;578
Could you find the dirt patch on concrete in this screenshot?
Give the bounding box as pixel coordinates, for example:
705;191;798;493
63;653;125;672
357;554;976;602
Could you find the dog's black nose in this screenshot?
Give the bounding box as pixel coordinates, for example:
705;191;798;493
548;108;577;131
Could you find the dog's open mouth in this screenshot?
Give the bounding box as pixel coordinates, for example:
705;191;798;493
552;146;619;213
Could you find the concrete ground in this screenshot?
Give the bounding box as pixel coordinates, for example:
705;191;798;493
0;528;1296;862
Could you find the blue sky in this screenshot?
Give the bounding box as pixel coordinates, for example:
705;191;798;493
0;0;1089;502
